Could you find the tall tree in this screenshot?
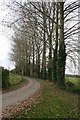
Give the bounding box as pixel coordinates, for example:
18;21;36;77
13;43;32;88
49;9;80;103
4;0;80;87
53;2;59;83
57;2;66;87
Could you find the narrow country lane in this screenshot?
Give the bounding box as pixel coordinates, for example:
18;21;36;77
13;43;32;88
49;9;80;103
2;77;40;109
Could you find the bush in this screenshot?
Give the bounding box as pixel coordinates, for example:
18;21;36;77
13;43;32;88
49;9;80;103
66;81;74;88
10;69;16;74
65;81;80;94
20;79;25;83
1;67;10;89
65;81;75;92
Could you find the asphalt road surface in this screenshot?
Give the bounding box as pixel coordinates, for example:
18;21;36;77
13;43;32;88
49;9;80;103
2;77;40;109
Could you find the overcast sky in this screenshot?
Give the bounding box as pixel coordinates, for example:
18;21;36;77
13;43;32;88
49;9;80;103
0;0;15;70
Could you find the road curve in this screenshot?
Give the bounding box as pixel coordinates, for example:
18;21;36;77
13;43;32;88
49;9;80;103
2;77;40;109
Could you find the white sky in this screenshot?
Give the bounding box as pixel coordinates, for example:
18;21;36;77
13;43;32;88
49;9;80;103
0;0;15;70
0;34;15;70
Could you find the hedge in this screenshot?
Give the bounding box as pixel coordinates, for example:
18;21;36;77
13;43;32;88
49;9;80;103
0;67;10;89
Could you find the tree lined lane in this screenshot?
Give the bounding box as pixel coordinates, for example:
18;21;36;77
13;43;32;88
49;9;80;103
2;78;40;109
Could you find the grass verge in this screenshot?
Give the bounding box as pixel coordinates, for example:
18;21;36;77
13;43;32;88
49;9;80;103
2;73;28;93
65;76;79;87
65;76;80;94
13;79;79;118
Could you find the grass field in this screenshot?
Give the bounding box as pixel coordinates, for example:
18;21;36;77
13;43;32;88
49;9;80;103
65;76;79;87
2;73;28;93
13;78;79;118
65;76;80;94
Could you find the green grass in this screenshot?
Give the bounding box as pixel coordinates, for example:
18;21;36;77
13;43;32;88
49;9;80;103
13;79;79;118
9;73;24;85
65;76;80;94
2;73;28;92
65;76;79;87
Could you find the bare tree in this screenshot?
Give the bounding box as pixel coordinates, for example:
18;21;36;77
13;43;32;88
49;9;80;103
3;0;80;87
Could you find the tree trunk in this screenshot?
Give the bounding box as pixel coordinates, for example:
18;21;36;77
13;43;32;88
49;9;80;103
57;2;66;87
48;34;52;81
41;2;47;80
37;48;40;78
32;40;35;77
53;3;58;83
42;30;46;80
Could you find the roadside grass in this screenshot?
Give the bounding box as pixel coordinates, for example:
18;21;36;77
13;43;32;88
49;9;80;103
2;73;28;93
65;76;80;94
14;79;79;118
65;76;79;87
9;73;24;85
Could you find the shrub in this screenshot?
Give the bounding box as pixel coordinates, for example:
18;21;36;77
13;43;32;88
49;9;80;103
1;67;10;89
65;81;75;92
10;69;16;74
66;81;74;88
65;81;80;95
20;79;25;83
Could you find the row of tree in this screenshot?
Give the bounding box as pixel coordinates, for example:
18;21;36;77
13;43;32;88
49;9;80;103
5;0;79;88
